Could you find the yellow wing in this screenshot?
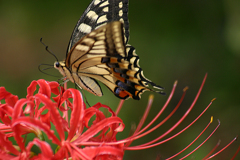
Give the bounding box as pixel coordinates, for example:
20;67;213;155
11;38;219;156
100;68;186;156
54;21;164;100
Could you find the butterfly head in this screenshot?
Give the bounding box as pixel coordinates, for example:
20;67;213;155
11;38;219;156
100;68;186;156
54;61;67;77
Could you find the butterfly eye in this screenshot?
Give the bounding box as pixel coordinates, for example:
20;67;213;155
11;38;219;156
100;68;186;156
54;62;60;68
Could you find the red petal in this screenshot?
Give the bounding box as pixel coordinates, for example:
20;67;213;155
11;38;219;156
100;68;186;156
40;112;51;128
26;138;53;158
82;146;124;159
73;117;124;144
0;87;18;107
12;99;29;121
64;89;85;141
12;125;26;152
83;107;106;128
34;93;65;142
48;81;61;95
92;102;116;117
0;104;14;124
12;117;61;145
0;131;19;155
0;153;15;159
27;79;51;99
0;114;12;125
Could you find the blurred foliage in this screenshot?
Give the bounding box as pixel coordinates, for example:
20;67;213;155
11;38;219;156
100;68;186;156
0;0;239;159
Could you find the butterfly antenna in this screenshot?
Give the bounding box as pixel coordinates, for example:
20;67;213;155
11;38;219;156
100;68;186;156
38;63;61;78
40;38;59;62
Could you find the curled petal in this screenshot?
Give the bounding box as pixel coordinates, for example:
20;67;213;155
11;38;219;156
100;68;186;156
27;79;52;99
82;146;124;160
34;93;65;142
40;111;51;128
26;138;53;159
63;89;85;141
48;81;61;95
12;99;33;121
84;107;107;128
73;117;124;144
114;123;125;132
12;117;61;145
92;102;116;117
0;87;18;107
0;104;14;125
0;131;19;155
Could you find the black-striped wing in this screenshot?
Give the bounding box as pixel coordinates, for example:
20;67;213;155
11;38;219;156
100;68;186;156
54;21;164;100
54;0;164;100
67;0;129;54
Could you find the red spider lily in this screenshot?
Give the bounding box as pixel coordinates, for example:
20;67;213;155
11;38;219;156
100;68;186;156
0;80;124;159
0;74;238;159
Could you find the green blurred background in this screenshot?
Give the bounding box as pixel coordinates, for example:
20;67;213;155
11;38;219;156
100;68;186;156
0;0;239;159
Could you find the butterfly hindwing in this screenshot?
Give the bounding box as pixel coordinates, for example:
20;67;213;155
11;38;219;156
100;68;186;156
67;0;129;53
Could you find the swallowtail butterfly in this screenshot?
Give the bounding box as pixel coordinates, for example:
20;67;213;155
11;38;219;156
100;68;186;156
54;0;164;100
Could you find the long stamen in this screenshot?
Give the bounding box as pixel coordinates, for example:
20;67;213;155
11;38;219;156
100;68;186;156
231;144;240;160
125;94;154;147
124;74;208;150
203;140;221;159
205;137;238;159
134;80;178;136
124;98;214;150
167;117;214;159
178;118;220;160
115;99;124;116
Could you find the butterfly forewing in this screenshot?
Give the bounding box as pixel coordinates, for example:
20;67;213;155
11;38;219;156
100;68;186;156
67;0;129;53
66;22;126;97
